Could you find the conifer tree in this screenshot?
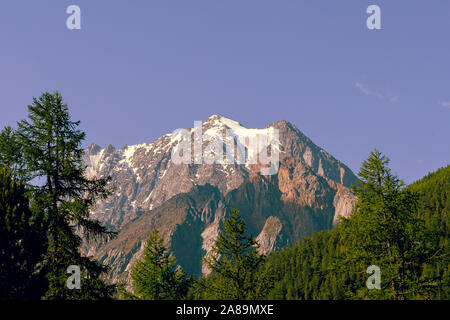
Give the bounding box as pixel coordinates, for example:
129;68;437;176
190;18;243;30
339;149;433;300
0;167;47;299
204;209;272;300
16;91;115;299
124;229;191;300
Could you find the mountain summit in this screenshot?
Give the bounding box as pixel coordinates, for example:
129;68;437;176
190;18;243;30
83;115;358;282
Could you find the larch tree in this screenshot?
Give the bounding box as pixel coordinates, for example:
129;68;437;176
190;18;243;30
16;91;115;299
125;229;191;300
204;209;272;300
339;149;433;300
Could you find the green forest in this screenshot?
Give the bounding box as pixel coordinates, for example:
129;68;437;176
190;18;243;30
0;92;448;300
263;163;449;300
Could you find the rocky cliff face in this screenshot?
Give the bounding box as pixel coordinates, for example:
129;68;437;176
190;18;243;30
83;115;358;284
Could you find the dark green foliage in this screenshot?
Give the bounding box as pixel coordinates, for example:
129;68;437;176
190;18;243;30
408;165;450;299
265;227;350;300
9;91;115;299
122;229;191;300
264;152;449;300
339;150;433;299
196;209;273;300
0;167;47;299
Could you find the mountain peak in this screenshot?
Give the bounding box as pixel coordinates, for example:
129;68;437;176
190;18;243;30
267;120;300;133
203;114;240;127
83;114;359;282
88;143;102;155
205;114;223;121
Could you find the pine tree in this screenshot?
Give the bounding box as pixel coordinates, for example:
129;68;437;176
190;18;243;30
203;209;272;300
0;167;47;299
123;229;191;300
339;149;433;300
16;91;115;299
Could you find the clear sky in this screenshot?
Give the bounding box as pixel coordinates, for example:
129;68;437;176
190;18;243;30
1;1;449;184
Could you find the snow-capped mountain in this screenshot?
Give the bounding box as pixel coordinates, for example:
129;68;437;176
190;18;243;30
83;115;358;283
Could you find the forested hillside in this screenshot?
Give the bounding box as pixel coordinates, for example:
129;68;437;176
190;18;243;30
408;166;450;298
264;165;450;300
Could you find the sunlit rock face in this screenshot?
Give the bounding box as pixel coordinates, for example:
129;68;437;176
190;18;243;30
83;115;358;283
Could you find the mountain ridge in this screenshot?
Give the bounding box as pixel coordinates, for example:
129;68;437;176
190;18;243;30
82;115;358;284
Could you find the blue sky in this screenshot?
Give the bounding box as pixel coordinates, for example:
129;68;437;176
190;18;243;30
1;1;449;183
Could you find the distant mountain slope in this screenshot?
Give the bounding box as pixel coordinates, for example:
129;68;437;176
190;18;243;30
84;115;359;283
